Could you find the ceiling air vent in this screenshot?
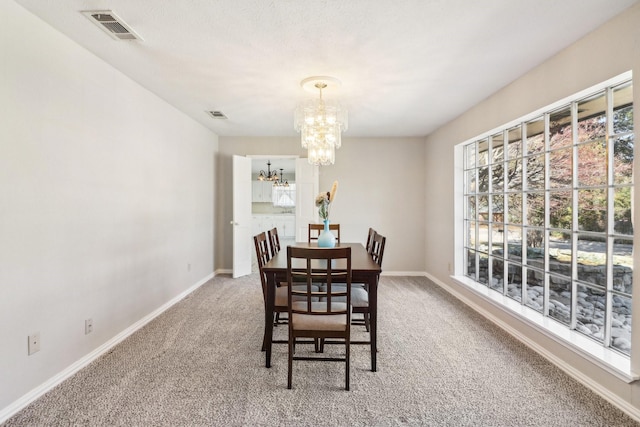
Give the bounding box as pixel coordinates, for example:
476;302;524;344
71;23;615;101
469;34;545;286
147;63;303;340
81;10;142;41
207;111;228;119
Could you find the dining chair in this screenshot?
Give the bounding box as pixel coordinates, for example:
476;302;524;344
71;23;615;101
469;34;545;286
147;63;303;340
267;227;281;257
370;231;386;267
308;223;341;243
267;227;284;324
365;227;377;253
323;231;386;333
286;246;352;390
254;232;288;350
254;232;321;350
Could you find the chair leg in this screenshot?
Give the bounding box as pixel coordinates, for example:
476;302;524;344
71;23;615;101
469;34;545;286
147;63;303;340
364;313;370;332
345;339;350;391
288;336;294;389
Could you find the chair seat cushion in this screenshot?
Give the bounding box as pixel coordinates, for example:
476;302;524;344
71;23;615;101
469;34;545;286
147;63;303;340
275;285;319;307
319;286;369;308
291;302;350;331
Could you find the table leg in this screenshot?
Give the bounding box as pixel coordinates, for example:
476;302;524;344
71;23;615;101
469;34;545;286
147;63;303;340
369;274;378;372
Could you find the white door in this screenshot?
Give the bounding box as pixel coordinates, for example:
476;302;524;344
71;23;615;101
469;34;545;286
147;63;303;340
232;155;252;278
295;158;319;242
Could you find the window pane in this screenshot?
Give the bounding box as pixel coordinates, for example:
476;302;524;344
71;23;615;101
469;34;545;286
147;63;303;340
491;226;504;256
526;228;545;268
550;191;572;230
507;194;522;225
578;140;607;187
507;263;522;302
490;257;504;291
491;132;504;163
613;135;634;185
549;275;571;325
491;163;504;192
465;143;476;169
478;166;489;192
614;187;633;235
466;196;476;220
613;237;633;295
466;249;476;279
525;268;544;312
577;92;606;143
507;159;522;190
478;139;489;166
576;284;605;342
611;293;632;355
549;147;572;188
478;195;488;222
507;226;523;262
578;189;607;232
550;106;572;150
478;252;488;285
526;154;545;190
549;231;571;277
526;117;545;154
526;192;544;226
577;233;606;286
492;194;504;221
465;220;476;248
507;126;522;159
465;170;477;193
613;81;633;134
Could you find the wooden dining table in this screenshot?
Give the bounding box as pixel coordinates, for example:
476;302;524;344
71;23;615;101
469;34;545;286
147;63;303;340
261;242;382;371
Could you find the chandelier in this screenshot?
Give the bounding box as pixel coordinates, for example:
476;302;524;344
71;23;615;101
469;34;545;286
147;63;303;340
294;76;348;166
273;169;289;187
257;160;279;181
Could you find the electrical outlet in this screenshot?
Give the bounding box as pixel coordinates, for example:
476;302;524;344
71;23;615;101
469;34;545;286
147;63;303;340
448;263;452;273
85;318;93;335
187;263;191;272
28;333;40;355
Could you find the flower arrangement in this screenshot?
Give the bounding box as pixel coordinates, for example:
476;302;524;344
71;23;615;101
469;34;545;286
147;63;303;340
315;181;338;220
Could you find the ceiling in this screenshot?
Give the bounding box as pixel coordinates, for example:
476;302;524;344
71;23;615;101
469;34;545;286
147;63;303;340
14;0;639;138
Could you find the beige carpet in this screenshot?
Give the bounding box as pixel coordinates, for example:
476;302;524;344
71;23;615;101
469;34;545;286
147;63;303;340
3;274;638;426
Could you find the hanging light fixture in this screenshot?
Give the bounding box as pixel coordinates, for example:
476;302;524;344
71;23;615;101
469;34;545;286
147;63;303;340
294;76;348;166
257;160;279;181
273;169;289;187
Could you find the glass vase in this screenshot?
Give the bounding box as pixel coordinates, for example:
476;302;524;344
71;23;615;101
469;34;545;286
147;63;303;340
317;219;336;248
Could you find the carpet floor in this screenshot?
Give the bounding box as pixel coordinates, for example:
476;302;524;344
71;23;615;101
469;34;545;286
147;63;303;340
3;274;638;426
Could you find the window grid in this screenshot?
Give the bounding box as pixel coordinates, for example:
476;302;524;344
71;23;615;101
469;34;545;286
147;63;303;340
463;79;633;356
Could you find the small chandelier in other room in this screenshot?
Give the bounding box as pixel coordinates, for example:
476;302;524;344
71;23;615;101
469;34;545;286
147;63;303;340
294;76;348;166
273;169;289;187
257;160;279;181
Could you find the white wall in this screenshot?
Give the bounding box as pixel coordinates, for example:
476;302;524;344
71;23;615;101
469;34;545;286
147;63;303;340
216;137;426;274
424;2;640;417
0;0;218;414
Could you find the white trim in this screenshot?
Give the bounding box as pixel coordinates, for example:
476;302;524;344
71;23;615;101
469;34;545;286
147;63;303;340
424;271;640;423
0;273;214;424
215;268;233;275
380;271;426;277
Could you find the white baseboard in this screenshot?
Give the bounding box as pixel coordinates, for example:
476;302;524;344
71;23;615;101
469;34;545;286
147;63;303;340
423;271;640;423
215;268;233;275
0;273;214;424
381;271;426;277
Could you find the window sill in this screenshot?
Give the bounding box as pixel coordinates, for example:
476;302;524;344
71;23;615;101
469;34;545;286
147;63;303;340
450;275;638;383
